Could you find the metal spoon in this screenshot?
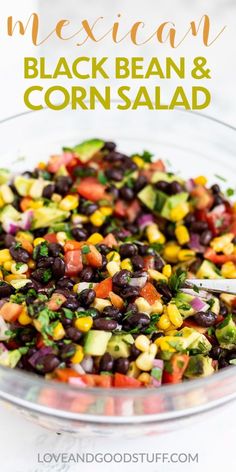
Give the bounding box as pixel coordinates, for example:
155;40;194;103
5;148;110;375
185;279;236;296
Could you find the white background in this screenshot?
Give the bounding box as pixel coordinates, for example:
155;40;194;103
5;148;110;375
0;1;236;471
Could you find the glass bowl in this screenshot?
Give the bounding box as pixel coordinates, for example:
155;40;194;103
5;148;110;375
0;106;236;436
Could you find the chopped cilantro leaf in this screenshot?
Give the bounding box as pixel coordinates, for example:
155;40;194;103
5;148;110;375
82;245;90;254
98;171;108;185
42;269;52;283
169;268;187;294
226;188;234;197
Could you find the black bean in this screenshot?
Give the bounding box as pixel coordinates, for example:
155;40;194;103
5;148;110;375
154;256;165;272
220;302;228;317
113;229;128;241
193;311;218;327
114;358;129;374
151;332;164;342
120;286;140;299
124;312;150;328
57;277;75;290
102;141;116;152
60;343;76;361
123;159;137;171
105;168;124;182
191;221;208;233
126;303;138;314
62;297;79;311
106;185;119;199
66;326;83;342
184;213;196;227
52;257;66;279
79;267;94;282
60;315;73;328
120;243;138;258
214;195;224;206
37;257;54;268
210;346;224;360
168;181;183;195
83;203;99;216
165;223;176;239
19;327;36;344
4;234;16;248
102;306;122;321
138;244;153;256
119;186;134;201
31;268;47;282
155;283;172;302
35;354;60;374
42;184;55;199
200;230;213;246
125;223;138;235
218;358;229;369
155;180;169;192
55;176;73;196
129;344;141;360
97;244;110;256
10;245;30;263
226;351;236;362
79;289;96;307
131;255;144;270
93;318;118;331
48;242;63;257
211;184;221;194
0;282;14;298
86;307;100;318
99;353;114;372
134;175;148;192
104;151;125;162
112;269;132;287
72;227;88;241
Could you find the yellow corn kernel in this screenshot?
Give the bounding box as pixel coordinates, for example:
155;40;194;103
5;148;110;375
120;258;132;271
156;336;176;352
3;261;13;271
157;314;171;331
74;316;93;333
28;259;36;269
52;322;65;340
33;237;46;247
162;264;172;278
138;373;151;384
73;283;79;293
0;196;4;208
178;249;196;262
5;274;26;282
51;193;62;203
71;345;84;364
59;195;79;211
93;298;111;312
163;243;181;263
135;335;150;352
0;249;12;264
223;243;234;255
18;308;32;326
148;269;168;282
87;233;104;245
90;210;106;227
127;361;141;378
100;206;113;217
135;297;151;314
150;301;163;314
136;352;154;371
132;156;145;168
146;224;166;244
107;251;121;263
167;304;183;328
170;202;189;222
0;270;3;280
211;233;234;253
28;200;44;209
106;261;120;276
221;262;236;278
175;225;190;245
194;175;207;186
11;262;28;275
165;329;178;336
16;231;34;243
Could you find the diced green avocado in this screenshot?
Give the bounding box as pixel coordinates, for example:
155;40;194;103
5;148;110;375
167;327;200;352
31;207;70;229
0;204;20;222
66;139;105;163
84;330;112;356
151;171;183;185
215;315;236;349
138;185;156;210
175;292;195;318
189;333;212;354
0;168;10;185
196;260;221;279
161;192;188;220
0;349;21;368
184;355;214;378
210;297;220;315
155;190;168;213
115;171;139;189
55;165;69;177
14;176;34;197
107;334;134;359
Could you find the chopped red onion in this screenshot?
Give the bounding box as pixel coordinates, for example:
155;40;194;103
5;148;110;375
188;233;204;253
81;355;93;373
185;179;195;192
181;288;210;299
129;273;148;288
76;282;95;293
153;359;164;369
28;347;54;368
190;297;210;312
138;214;154;230
73;363;86;375
2;218;19;235
20;210;34;230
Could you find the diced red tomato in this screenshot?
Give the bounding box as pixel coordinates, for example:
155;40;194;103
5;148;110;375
36;334;47;349
64;240;83;252
162;354;189;384
65;250;83;276
55;370;113;388
140;282;160;305
143;256;156;270
20;197;33;212
114;199;140;223
109;291;124;309
141;159;166;179
191;185;214;210
0;303;23;322
21;239;33;254
86;245;103;268
204;247;236;265
114;373;142;388
47;152;74;173
55;368;81;382
95;278;113;298
102;233;118;248
43;233;58;244
77;177;110;202
114;200;127;218
47;293;67;311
